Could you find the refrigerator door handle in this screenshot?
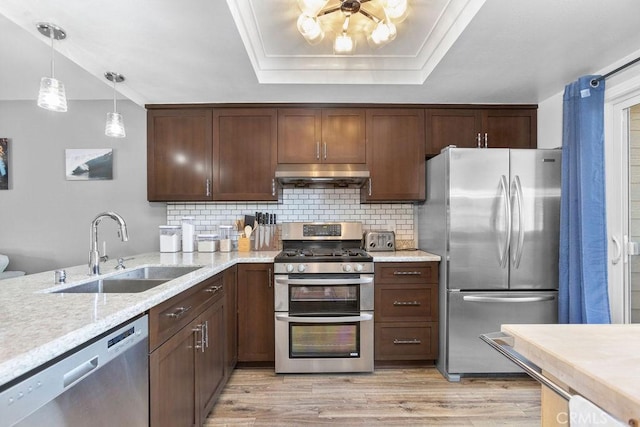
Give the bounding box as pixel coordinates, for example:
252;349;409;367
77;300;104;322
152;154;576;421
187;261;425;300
512;175;525;268
499;175;512;268
463;295;556;303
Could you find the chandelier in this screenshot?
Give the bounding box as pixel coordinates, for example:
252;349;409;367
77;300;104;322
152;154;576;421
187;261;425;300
296;0;408;54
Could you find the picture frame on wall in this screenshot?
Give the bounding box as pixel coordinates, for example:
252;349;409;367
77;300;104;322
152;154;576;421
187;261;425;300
0;138;8;190
65;149;114;181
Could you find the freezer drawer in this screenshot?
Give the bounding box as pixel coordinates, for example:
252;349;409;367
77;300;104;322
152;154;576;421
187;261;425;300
446;290;557;375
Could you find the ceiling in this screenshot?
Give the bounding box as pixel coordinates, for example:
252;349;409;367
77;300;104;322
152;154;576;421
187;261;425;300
1;0;640;107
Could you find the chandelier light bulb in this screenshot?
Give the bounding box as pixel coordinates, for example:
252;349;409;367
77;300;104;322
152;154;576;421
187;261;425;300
297;14;324;44
297;0;329;16
334;33;355;54
383;0;408;19
370;21;397;45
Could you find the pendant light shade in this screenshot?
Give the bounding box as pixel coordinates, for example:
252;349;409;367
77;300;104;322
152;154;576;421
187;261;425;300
105;72;126;138
36;23;67;112
37;76;67;112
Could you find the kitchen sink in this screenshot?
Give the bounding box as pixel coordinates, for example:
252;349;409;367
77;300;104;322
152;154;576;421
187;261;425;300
51;266;203;293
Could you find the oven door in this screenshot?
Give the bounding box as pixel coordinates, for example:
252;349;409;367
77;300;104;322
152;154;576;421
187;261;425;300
274;313;374;373
274;275;374;312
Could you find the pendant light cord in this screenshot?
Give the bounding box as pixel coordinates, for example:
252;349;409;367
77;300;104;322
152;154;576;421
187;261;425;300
112;77;117;113
49;28;55;78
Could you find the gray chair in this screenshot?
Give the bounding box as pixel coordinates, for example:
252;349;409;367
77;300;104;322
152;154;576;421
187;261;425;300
0;254;25;280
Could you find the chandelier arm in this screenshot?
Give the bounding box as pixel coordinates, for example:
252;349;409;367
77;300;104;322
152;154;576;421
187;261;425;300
318;5;343;16
358;8;382;23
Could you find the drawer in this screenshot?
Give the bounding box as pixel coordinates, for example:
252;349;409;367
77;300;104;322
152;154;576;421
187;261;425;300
149;273;224;351
375;283;438;322
375;262;438;284
375;322;438;360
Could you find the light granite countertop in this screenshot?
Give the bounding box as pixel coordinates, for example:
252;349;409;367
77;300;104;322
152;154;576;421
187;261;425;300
501;324;640;424
0;249;439;387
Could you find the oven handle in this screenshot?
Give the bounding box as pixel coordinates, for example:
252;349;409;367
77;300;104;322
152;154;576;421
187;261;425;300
275;313;373;323
275;277;373;286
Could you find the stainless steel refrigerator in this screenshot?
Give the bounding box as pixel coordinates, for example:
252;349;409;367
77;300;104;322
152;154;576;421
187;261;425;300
417;147;560;381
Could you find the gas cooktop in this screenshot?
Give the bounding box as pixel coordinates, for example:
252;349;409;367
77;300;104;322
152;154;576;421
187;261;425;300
275;247;372;263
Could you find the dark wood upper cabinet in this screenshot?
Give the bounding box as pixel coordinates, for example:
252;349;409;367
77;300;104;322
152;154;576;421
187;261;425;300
277;108;366;164
362;109;425;202
212;108;278;201
147;108;213;201
425;107;537;156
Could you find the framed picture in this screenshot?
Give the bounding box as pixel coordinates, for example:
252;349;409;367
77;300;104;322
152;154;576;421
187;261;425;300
65;149;113;181
0;138;8;190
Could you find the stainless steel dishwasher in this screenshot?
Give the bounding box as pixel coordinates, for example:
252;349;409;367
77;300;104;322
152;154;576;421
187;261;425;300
0;314;149;426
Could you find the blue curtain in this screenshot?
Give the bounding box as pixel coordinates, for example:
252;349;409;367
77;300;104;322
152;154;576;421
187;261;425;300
559;75;610;324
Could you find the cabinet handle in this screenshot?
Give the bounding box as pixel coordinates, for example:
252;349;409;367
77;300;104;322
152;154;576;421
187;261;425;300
268;268;272;288
484;132;488;148
393;271;422;276
393;300;421;306
368;179;372;197
206;178;211;197
476;133;482;148
316;142;320;160
193;323;205;352
204;320;209;349
272;178;276;197
393;338;422;345
166;305;192;319
205;285;221;294
323;142;327;160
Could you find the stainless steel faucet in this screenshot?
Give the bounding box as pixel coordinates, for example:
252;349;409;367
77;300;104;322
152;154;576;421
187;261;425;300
89;211;129;275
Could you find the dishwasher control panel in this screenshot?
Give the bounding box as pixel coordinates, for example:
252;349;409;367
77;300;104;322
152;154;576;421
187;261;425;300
0;315;148;426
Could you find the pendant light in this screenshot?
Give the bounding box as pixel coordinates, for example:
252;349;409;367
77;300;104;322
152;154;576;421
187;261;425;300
36;23;68;112
104;72;126;138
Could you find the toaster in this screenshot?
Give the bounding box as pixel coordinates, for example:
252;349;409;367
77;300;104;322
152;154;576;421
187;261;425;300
363;231;395;252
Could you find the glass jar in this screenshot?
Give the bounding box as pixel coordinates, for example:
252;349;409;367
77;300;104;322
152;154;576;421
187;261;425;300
197;234;219;252
219;225;234;252
181;216;195;253
159;225;181;252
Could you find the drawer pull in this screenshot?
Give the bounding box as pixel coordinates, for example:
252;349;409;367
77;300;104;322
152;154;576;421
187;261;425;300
393;338;422;345
393;271;422;276
204;285;222;294
166;305;192;319
393;301;421;306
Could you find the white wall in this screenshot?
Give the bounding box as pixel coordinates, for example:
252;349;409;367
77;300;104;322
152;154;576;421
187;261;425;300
0;100;166;274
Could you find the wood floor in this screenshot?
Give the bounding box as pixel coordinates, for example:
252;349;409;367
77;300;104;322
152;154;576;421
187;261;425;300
205;367;541;426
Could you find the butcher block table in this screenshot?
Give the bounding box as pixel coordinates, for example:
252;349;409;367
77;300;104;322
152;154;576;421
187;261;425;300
498;324;640;426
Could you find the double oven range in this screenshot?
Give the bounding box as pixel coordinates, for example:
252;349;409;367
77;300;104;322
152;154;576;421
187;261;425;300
274;222;374;373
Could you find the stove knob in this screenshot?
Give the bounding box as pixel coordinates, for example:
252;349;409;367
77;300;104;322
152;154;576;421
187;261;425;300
286;264;294;273
354;263;363;272
297;264;306;273
342;264;353;272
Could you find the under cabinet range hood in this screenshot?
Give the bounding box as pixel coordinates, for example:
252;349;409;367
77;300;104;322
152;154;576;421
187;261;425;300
275;164;370;188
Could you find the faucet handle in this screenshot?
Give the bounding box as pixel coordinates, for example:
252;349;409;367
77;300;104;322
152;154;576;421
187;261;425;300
115;258;126;270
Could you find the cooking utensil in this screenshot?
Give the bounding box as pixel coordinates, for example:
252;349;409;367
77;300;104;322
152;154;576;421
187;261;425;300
244;225;253;239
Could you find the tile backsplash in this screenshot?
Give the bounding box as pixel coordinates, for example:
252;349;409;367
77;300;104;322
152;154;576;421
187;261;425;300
167;188;416;248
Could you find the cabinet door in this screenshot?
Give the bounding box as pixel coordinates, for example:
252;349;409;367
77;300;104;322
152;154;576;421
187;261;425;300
363;109;425;202
224;265;238;377
147;109;212;201
149;319;197;427
212;108;278;201
482;109;537;149
425;108;481;156
277;108;322;163
321;108;366;163
237;263;275;362
196;296;225;424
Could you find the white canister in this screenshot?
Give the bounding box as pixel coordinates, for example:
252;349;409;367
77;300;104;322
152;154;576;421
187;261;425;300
197;234;219;252
159;225;181;252
181;216;196;253
219;225;234;252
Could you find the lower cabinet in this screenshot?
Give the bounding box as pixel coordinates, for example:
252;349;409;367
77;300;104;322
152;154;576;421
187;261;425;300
149;271;230;427
374;262;439;364
237;263;275;363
